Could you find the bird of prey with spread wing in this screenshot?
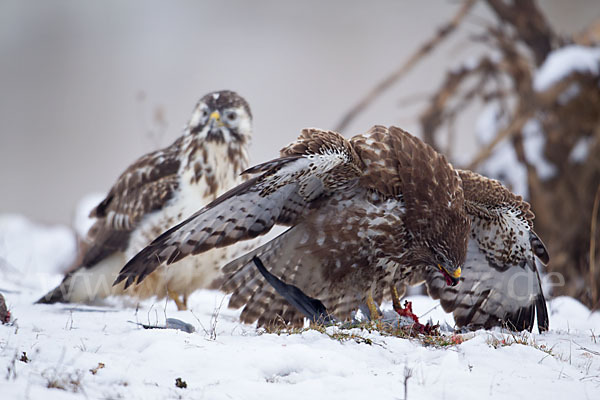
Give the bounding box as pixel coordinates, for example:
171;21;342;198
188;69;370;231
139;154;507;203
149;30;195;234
115;125;549;331
37;90;253;310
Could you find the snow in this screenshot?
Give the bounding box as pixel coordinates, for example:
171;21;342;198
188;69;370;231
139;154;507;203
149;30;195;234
0;215;76;292
569;136;594;164
534;45;600;92
481;141;529;199
2;214;600;399
522;119;557;181
475;102;505;145
557;82;581;105
475;103;530;198
72;192;105;238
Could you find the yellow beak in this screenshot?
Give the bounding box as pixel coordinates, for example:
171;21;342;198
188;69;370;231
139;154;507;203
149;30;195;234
438;264;461;278
209;111;221;121
452;266;461;278
208;110;224;128
438;264;462;285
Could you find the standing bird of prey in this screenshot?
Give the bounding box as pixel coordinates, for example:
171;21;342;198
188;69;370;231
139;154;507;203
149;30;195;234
37;90;253;310
115;125;549;331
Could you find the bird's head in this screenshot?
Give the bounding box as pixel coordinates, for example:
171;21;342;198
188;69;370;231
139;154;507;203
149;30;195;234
430;245;462;287
401;237;466;287
405;211;469;287
186;90;252;144
422;209;469;287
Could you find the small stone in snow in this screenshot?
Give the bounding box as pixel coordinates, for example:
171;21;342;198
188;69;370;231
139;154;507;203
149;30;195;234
175;378;187;389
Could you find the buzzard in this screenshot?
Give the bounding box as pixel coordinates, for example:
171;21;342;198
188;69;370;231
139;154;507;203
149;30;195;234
37;90;253;310
115;126;549;330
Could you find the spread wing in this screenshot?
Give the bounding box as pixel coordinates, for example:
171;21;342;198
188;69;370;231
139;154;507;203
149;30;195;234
114;129;364;289
221;125;458;326
79;142;183;268
422;170;549;332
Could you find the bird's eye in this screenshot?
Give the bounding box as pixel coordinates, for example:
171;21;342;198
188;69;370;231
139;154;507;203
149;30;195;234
225;111;237;121
201;109;208;118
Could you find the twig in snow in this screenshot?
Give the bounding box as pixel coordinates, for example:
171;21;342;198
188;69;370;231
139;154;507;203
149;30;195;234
191;296;226;340
403;365;413;400
573;340;600;357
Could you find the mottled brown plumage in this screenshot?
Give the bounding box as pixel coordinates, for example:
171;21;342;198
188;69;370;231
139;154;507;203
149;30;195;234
417;169;549;331
0;293;9;324
37;90;253;308
116;125;549;331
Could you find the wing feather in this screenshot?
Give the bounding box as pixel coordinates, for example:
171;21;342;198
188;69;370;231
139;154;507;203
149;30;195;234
35;141;183;304
114;129;364;288
422;170;549;332
80;142;182;268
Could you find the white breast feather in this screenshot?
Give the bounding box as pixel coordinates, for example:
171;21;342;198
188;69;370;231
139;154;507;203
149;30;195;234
124;141;251;298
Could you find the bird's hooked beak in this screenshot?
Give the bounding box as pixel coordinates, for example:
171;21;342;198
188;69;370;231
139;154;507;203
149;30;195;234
209;111;224;128
438;264;461;286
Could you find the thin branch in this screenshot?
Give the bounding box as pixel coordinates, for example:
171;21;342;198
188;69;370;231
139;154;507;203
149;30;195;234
485;0;556;66
573;17;600;46
467;109;531;170
590;183;600;310
334;0;476;133
420;57;495;147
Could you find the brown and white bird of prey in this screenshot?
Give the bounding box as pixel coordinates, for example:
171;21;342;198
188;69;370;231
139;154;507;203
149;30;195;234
115;125;549;331
37;90;253;310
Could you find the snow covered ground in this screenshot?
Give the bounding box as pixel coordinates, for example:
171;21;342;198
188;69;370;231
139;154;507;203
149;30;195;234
1;215;600;399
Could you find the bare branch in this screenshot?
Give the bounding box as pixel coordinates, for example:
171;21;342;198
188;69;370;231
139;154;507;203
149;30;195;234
467;109;531;170
590;184;600;310
485;0;556;66
420;57;495;147
334;0;476;133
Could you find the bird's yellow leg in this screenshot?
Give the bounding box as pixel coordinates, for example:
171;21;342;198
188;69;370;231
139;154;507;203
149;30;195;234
366;291;381;320
168;290;187;311
391;285;403;314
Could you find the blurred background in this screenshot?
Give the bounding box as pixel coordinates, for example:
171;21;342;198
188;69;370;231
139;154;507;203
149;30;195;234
1;1;599;306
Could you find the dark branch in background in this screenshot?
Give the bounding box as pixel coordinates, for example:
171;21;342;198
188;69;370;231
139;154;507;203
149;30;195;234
420;57;496;150
417;1;600;309
336;0;600;308
485;0;556;66
467;110;531;170
591;184;600;309
333;0;476;133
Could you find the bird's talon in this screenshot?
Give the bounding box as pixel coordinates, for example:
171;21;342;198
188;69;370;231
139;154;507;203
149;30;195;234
169;290;188;310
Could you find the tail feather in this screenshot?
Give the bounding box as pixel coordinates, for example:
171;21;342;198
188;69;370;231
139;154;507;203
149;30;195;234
255;297;305;327
36;275;73;304
36;253;125;305
229;271;264;309
241;289;275;323
323;293;362;321
221;226;311;325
